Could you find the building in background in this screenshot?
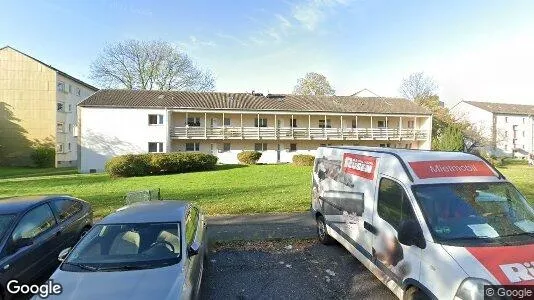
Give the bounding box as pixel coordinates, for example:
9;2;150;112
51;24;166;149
451;100;534;158
0;46;98;167
78;90;432;173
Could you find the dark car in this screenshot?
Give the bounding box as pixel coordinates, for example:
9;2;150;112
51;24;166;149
0;195;93;299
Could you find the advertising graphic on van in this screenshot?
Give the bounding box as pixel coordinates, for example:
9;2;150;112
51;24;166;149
342;153;377;180
467;245;534;285
408;160;495;179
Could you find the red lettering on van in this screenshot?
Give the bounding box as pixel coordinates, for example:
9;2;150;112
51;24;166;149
343;153;377;180
408;160;495;179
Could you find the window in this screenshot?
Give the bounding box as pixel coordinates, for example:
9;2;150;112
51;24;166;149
377;120;387;128
505;144;508;151
57;143;64;153
68;124;73;133
290;118;297;127
57;102;64;112
12;204;56;241
57;122;64;132
223;118;231;126
254;118;268;127
318;119;331;128
405;143;412;149
57;81;65;92
185;207;199;246
187;117;201;127
67;143;71;151
148;114;164;125
76;88;81;96
223;143;231;152
523;131;526;137
407;120;415;129
351;120;357;128
68;84;72;93
523;118;526;124
377;178;416;230
505;131;508;137
254;143;267;151
379;143;391;148
148;142;164;153
522;145;525;149
505;117;509;123
52;199;82;223
289;143;297;152
68;104;72;112
185;143;200;151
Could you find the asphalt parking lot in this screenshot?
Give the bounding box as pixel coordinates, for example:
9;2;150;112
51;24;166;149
200;239;395;300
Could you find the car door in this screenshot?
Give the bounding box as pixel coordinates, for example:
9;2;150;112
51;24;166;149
184;206;203;298
3;203;59;284
371;176;422;289
50;198;84;249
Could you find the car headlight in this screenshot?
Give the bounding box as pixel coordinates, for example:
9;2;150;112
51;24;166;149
454;278;492;300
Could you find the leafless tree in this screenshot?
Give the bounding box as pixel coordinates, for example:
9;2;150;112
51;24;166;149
293;72;335;96
399;72;438;101
90;40;215;91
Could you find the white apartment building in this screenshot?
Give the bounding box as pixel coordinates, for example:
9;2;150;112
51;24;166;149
78;90;433;173
451;100;534;158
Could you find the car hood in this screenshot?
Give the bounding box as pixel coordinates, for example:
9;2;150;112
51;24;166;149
48;264;185;300
442;243;534;285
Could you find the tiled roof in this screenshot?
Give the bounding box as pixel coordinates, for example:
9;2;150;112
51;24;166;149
79;90;431;115
465;101;534;115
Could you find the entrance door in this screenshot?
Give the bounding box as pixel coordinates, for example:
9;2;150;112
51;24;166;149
210;144;217;155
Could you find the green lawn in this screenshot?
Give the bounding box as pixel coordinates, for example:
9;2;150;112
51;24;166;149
0;167;78;179
0;164;532;219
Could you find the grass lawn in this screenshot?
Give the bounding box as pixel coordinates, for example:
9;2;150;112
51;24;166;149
0;167;78;179
0;164;532;219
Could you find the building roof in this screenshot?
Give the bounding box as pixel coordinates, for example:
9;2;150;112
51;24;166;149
100;201;189;224
79;89;432;115
0;46;98;91
464;101;534;115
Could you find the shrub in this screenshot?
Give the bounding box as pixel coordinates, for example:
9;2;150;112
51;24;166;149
31;146;55;167
292;154;315;166
237;151;262;165
106;152;218;177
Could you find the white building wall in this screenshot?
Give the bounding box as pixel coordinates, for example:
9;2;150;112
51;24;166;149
79;107;168;173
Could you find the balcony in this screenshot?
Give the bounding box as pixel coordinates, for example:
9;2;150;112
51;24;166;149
170;126;429;141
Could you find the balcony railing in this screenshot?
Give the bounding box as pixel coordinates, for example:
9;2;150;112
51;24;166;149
171;126;429;141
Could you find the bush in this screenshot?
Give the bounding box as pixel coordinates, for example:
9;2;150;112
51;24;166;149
292;154;315;166
106;152;218;177
31;146;55;167
237;151;262;165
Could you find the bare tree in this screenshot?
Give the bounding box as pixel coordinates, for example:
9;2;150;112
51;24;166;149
90;40;215;91
399;72;438;101
293;72;335;96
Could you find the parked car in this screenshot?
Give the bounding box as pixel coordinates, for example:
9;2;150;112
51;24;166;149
45;200;207;300
0;195;93;299
312;146;534;300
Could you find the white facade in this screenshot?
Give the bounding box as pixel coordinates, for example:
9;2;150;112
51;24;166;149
79;105;433;173
451;101;534;158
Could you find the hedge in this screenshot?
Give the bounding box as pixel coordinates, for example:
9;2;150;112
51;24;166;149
106;152;218;177
31;146;55;168
237;151;262;165
292;154;315;166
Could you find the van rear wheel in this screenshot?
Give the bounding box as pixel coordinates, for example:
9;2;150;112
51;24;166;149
316;215;335;245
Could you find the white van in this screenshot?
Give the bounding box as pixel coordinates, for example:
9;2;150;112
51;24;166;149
312;146;534;300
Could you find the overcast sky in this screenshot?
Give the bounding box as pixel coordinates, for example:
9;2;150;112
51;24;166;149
1;0;534;106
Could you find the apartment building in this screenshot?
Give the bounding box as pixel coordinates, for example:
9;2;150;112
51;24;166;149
78;90;432;173
0;46;98;166
451;100;534;158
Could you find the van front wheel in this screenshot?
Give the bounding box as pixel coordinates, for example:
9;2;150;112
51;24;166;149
316;215;335;245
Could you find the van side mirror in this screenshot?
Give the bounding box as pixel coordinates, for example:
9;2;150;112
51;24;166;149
58;247;71;262
398;220;426;249
188;241;200;257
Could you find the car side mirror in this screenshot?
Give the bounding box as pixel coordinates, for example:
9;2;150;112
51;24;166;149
58;247;71;262
11;238;33;252
398;220;426;249
188;241;200;257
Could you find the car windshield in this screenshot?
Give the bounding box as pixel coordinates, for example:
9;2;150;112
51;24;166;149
413;182;534;244
63;222;181;271
0;214;15;240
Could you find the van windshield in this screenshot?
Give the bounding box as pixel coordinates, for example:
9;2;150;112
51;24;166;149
412;182;534;244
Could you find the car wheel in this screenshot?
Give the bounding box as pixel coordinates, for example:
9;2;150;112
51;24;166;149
404;286;430;300
316;215;335;245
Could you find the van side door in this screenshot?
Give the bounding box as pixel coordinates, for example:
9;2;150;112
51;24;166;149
371;177;422;289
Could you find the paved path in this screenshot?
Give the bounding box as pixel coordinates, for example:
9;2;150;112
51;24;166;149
206;212;316;242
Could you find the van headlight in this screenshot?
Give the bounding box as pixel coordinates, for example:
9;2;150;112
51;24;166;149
454;278;492;300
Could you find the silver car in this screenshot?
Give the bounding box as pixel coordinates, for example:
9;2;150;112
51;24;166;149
43;201;207;300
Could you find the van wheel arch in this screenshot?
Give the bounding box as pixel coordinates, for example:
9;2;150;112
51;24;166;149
403;282;435;300
315;213;335;245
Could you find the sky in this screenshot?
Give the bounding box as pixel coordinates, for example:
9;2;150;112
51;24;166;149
1;0;534;106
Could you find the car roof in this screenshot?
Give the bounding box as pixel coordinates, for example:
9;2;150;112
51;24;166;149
0;195;67;215
100;201;190;224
